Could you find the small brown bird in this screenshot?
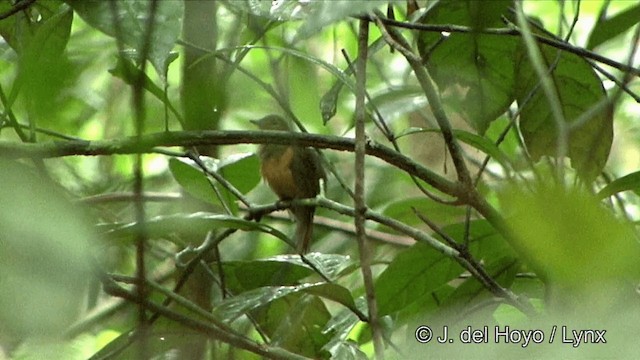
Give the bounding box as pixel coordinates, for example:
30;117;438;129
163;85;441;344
251;115;325;253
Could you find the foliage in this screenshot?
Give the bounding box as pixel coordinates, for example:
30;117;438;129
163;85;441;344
0;0;639;359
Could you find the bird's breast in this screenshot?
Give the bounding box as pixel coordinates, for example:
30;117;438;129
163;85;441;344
261;146;298;200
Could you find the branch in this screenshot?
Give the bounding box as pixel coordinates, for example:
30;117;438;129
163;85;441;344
354;18;384;359
0;130;461;196
0;0;36;21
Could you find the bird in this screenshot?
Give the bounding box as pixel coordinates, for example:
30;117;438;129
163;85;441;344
250;115;325;253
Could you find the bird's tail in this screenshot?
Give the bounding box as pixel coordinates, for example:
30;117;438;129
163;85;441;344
293;205;315;254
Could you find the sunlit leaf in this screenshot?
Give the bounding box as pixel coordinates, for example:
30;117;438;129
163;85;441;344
587;4;640;49
169;157;222;207
499;184;640;305
218;152;261;194
597;171;640;199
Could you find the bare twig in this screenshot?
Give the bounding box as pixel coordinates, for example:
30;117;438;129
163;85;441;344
354;18;384;359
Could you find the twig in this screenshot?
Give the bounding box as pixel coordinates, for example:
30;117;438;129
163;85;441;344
0;0;35;20
372;11;474;189
354;18;384;359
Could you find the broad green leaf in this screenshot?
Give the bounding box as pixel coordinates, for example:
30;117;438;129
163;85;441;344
217;152;261;194
515;44;613;182
0;160;94;338
169;157;223;208
224;254;355;289
417;0;517;133
499;184;640;306
66;0;183;79
222;259;316;292
587;4;640;49
322;305;365;359
9;2;76;123
439;219;516;261
440;256;520;309
0;1;71;54
213;283;353;322
106;212;289;245
169;154;259;213
597;171;640;199
375;242;464;317
381;197;466;227
256;294;332;358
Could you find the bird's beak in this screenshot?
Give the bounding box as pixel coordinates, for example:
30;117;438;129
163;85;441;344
249;119;260;127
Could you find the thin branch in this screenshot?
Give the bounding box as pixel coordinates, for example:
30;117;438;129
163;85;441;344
368;15;640;77
372;11;474;189
354;18;384;359
0;0;35;20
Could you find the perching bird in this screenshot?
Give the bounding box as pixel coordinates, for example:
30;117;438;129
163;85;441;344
250;115;325;253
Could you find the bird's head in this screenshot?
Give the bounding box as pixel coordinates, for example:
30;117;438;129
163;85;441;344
250;115;291;131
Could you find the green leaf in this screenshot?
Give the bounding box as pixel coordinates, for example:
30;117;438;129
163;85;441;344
375;242;464;317
222;258;316;291
9;2;76;123
213;283;352;322
218;152;261;194
109;56;182;123
322;306;365;359
0;160;94;338
381;196;466;228
256;294;332;358
597;171;640;199
587;4;640;49
439;219;516;261
169;154;259;213
441;256;520;309
66;0;183;79
499;184;640;303
169;157;222;207
515;45;613;181
106;212;290;245
417;0;517;133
